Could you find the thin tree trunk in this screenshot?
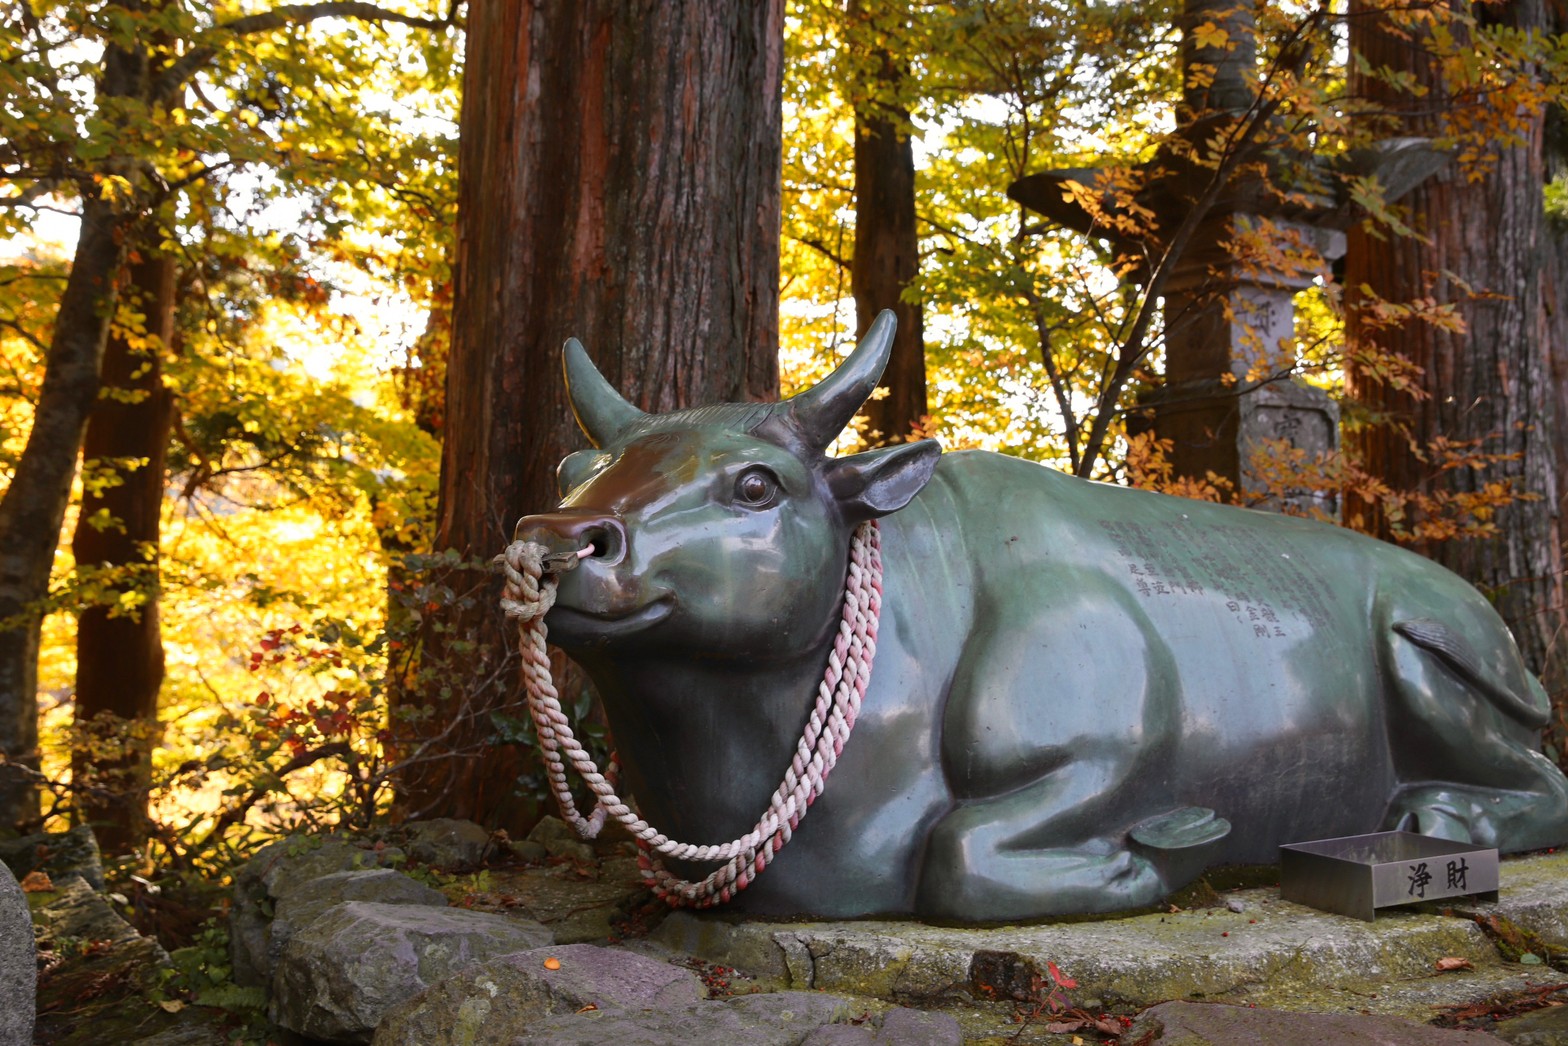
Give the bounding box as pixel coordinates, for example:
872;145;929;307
398;0;784;830
0;196;132;830
849;3;926;447
0;17;152;831
1345;0;1565;698
70;253;175;854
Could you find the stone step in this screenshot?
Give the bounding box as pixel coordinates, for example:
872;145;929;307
651;851;1568;1027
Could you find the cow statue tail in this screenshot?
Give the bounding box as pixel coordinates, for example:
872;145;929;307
1392;618;1550;730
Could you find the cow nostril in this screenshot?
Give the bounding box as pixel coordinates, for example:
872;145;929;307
582;527;611;558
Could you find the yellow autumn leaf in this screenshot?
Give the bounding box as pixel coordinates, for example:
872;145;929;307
1192;22;1231;50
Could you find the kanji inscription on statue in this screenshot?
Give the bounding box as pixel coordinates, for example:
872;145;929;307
1096;517;1336;636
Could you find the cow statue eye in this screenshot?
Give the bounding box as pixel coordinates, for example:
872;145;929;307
734;468;780;508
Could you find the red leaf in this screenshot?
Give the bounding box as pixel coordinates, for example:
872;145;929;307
20;871;53;892
1046;961;1078;989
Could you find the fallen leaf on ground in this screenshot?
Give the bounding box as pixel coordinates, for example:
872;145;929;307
19;871;52;892
1436;957;1474;972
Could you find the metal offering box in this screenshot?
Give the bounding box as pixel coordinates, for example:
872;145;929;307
1279;831;1499;921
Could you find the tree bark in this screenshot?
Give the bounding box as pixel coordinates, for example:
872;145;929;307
0;196;132;830
1345;0;1565;699
1545;208;1568;743
70;253;175;855
399;0;784;829
849;3;927;447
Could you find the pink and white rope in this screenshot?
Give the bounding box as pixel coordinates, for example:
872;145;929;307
497;520;882;907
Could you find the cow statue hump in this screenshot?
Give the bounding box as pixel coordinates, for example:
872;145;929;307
511;312;1568;921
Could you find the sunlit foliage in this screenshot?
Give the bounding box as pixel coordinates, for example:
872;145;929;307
2;1;457;861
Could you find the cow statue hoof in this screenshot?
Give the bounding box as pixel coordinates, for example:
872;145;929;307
510;310;1568;922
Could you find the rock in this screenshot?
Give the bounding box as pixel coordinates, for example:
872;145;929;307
1492;1002;1568;1045
230;835;403;988
269;900;553;1043
509;840;548;863
527;815;596;864
238;835;402;900
1124;1001;1508;1044
127;1012;243;1045
268;869;448;976
0;824;105;891
510;990;861;1045
800;1027;875;1044
31;873;166;962
399;819;491;868
873;1007;962;1045
372;942;704;1046
0;860;34;1046
796;1009;960;1045
31;876;171;1046
411;856;647;946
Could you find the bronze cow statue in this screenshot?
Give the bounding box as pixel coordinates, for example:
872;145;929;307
512;313;1568;921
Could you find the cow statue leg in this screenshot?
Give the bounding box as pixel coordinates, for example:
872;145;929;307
1379;609;1568;851
913;590;1218;920
915;788;1230;919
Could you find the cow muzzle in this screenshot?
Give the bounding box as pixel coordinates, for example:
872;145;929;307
513;509;627;567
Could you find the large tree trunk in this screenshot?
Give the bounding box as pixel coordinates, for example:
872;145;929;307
398;0;784;829
1345;0;1565;700
70;253;175;855
1550;218;1568;748
1550;217;1568;626
849;2;926;447
0;196;132;831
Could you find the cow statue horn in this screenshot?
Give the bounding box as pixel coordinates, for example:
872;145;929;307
563;337;649;448
786;310;896;449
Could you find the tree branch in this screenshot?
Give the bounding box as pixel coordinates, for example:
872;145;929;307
0;316;48;354
221;1;457;36
0;179;60;209
192;740;352;854
162;157;234;194
790;233;849;270
155;1;461;98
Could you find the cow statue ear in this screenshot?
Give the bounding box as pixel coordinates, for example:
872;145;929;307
827;439;942;521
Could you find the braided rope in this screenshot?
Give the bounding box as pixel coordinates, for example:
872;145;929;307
497;519;882;907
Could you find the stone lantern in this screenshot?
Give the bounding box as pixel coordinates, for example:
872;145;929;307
1007;0;1444;514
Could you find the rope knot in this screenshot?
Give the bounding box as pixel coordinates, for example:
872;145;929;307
496;541;557;622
